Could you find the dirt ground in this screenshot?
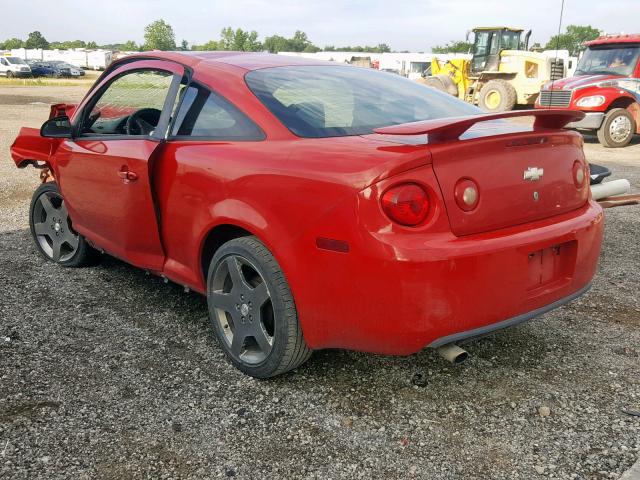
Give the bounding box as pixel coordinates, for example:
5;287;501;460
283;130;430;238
0;85;639;480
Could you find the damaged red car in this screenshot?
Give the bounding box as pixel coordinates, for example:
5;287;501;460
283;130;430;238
11;52;604;377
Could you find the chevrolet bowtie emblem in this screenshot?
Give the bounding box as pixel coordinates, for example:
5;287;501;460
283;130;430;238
523;167;544;181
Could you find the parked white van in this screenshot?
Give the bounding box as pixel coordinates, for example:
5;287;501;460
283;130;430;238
0;56;32;77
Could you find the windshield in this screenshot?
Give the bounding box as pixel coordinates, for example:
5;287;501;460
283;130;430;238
575;45;640;76
245;65;480;138
6;57;27;65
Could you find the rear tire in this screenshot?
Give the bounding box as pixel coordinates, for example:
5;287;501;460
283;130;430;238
6;71;13;79
29;182;100;267
206;236;311;378
478;79;517;112
597;108;636;148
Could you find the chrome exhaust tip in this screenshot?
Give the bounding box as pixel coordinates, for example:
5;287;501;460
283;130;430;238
436;343;469;364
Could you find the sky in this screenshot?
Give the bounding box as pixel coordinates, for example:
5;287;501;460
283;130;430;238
3;0;639;51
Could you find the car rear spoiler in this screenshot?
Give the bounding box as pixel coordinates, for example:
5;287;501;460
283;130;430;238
373;109;585;143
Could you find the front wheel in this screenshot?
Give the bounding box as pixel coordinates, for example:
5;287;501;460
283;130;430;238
597;108;636;148
478;79;517;112
206;236;311;378
29;182;100;267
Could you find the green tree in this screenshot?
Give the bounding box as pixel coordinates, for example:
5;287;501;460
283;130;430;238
289;30;311;51
120;40;138;51
192;40;220;51
86;41;98;49
25;31;49;49
263;31;320;53
431;40;472;54
219;27;261;51
545;25;600;56
51;40;87;50
179;39;189;51
1;38;25;49
263;34;290;53
143;19;176;51
322;44;393;53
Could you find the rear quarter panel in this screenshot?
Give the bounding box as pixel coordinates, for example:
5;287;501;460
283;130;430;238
154;136;430;293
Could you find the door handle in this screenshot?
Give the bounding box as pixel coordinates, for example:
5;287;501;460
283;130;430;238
118;166;138;184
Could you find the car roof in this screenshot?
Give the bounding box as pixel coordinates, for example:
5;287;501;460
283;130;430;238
585;34;640;46
122;51;340;72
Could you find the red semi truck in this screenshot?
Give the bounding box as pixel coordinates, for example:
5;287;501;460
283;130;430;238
536;34;640;148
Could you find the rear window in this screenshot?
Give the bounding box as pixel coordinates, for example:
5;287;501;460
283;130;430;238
246;65;480;138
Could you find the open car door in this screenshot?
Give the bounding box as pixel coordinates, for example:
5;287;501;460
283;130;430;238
52;59;185;271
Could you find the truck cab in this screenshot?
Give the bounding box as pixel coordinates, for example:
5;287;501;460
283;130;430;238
536;34;640;148
0;55;32;78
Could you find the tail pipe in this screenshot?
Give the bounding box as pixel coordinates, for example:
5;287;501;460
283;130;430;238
436;343;469;364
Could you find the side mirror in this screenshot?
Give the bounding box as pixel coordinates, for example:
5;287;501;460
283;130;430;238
41;115;72;138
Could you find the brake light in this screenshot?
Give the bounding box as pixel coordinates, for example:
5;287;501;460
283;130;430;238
381;183;430;226
454;178;480;211
573;161;586;188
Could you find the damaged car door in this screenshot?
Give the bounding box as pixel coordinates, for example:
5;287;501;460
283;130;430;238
53;60;184;270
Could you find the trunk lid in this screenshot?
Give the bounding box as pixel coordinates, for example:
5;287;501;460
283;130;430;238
429;128;589;236
373;110;590;236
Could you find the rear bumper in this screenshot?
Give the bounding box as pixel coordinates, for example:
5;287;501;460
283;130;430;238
292;199;604;355
567;112;605;130
428;282;591;347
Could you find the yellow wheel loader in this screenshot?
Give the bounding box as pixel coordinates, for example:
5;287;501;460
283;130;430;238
420;27;565;112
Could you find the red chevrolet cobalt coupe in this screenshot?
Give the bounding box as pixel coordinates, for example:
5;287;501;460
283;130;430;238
11;52;603;377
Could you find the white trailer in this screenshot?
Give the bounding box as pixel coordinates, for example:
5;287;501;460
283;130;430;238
87;50;112;70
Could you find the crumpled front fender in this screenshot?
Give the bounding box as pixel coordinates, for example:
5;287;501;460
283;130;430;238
10;127;59;169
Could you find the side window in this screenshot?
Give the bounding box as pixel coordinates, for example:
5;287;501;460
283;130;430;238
171;84;264;140
489;33;499;55
474;32;490;56
0;58;8;66
81;69;173;137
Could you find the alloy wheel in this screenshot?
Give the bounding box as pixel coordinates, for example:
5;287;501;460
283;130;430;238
32;190;79;262
209;255;274;364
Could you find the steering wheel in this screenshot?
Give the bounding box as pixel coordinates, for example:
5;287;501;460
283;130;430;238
125;108;162;136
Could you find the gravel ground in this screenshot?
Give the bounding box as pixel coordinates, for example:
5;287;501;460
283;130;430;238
0;86;639;479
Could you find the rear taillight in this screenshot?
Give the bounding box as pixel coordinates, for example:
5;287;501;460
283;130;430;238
381;183;430;226
573;161;586;188
454;178;480;211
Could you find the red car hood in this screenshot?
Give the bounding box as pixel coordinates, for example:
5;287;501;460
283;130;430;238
545;74;623;90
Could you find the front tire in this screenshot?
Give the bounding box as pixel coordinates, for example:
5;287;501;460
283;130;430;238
206;236;311;378
478;79;517;112
29;182;100;267
597;108;636;148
